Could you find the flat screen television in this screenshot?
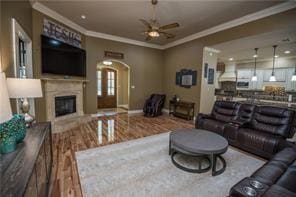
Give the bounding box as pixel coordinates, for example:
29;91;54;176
41;35;86;77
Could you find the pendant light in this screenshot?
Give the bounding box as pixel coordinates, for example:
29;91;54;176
269;45;277;82
292;63;296;81
251;48;258;81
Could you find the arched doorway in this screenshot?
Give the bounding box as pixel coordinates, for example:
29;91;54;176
97;60;130;110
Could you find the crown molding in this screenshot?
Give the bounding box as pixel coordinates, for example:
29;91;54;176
32;1;296;50
163;1;296;49
204;47;220;53
85;31;163;49
32;2;163;49
32;2;87;34
234;55;296;64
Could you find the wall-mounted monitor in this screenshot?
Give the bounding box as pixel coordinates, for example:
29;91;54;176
41;35;86;77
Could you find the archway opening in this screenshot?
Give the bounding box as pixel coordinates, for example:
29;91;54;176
96;60;130;110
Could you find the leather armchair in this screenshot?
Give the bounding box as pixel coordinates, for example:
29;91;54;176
143;94;166;117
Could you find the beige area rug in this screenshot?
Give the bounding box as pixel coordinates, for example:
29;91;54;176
76;132;265;197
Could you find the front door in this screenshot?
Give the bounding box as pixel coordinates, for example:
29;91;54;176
97;68;117;108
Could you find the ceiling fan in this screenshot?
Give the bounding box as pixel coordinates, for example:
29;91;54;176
139;0;180;41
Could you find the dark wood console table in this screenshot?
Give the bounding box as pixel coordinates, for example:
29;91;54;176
0;122;52;197
169;100;195;120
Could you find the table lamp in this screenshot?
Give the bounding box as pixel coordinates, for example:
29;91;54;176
6;78;43;127
0;72;13;124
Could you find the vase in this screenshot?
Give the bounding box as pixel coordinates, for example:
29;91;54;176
0;114;26;154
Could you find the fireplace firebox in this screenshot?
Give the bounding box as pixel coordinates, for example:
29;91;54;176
55;95;76;117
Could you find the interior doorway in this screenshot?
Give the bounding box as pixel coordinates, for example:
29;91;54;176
97;60;130;110
97;67;117;108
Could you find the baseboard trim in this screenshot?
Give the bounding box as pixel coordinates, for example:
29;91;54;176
118;104;129;110
162;109;170;114
128;110;143;114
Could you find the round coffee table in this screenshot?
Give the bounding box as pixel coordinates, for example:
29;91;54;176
169;128;228;176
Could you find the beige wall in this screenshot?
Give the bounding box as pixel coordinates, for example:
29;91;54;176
1;0;32;75
200;49;218;114
1;0;32;113
98;61;129;107
85;36;164;113
163;9;296;114
1;3;296;121
32;10;86;121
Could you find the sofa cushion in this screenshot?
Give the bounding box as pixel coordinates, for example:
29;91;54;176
250;106;294;138
263;185;296;197
202;119;226;136
276;166;296;193
237;103;255;122
238;128;283;155
212;101;240;123
271;147;296;166
251;161;287;185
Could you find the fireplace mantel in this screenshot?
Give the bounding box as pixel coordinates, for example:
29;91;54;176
41;78;89;83
43;79;85;133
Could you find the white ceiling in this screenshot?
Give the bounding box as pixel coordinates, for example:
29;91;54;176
213;27;296;63
37;0;288;46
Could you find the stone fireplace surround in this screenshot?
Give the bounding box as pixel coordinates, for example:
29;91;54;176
42;78;89;133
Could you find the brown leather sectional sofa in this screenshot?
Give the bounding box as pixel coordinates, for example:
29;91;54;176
196;101;295;159
230;147;296;197
196;101;296;197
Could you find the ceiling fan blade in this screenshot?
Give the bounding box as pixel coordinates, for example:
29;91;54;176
159;23;180;30
139;19;152;29
159;31;175;39
145;35;152;41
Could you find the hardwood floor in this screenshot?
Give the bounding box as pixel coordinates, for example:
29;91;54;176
49;113;194;197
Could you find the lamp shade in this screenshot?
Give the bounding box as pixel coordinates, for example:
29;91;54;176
251;75;258;82
269;75;276;82
0;72;13;123
7;78;43;98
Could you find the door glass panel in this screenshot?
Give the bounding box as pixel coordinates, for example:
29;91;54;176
97;120;102;144
97;70;102;96
108;119;115;142
107;71;115;96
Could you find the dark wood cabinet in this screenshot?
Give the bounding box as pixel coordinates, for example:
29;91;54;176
0;123;52;197
169;100;195;120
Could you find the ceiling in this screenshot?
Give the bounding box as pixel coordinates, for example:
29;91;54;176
212;26;296;63
38;0;284;45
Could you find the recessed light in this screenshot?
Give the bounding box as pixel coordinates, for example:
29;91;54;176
253;55;258;58
209;52;213;56
229;58;234;61
81;15;86;19
284;50;291;54
274;55;279;58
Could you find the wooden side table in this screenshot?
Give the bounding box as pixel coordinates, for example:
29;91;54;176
169;100;195;120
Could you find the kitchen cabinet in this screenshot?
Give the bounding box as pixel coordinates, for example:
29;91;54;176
275;69;287;82
285;68;296;91
215;71;222;89
237;70;251;79
263;68;286;82
249;70;263;90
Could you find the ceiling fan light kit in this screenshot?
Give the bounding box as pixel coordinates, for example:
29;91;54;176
140;0;180;41
148;31;160;37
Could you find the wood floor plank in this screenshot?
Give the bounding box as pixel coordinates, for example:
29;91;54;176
49;114;194;196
